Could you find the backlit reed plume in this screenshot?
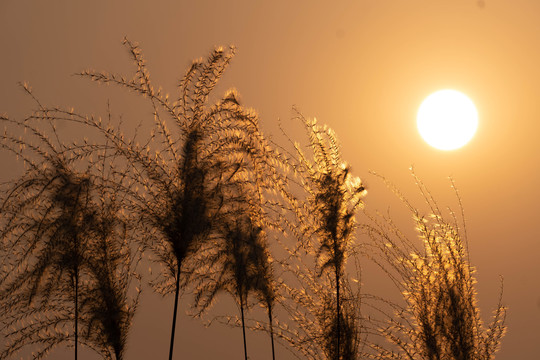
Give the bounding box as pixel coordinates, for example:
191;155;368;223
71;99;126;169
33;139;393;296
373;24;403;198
250;222;278;360
0;87;140;359
77;157;141;360
192;186;278;360
187;124;281;358
272;111;366;360
193;215;257;360
0;110;93;359
364;171;506;360
69;38;274;360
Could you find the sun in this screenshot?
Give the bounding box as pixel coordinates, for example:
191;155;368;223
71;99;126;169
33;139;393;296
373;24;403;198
417;89;478;150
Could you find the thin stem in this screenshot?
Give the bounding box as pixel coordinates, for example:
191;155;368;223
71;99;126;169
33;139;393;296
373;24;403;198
240;297;248;360
74;269;78;360
168;262;182;360
336;267;340;360
268;305;276;360
74;230;79;360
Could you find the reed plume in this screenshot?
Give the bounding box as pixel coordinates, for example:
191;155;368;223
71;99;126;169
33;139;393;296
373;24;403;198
0;86;140;359
363;171;506;360
77;164;141;360
0;105;95;359
192;188;278;360
268;110;366;360
73;38;275;359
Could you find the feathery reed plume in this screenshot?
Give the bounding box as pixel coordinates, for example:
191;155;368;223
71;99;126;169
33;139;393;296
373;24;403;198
192;179;279;360
77;162;141;360
0;109;94;359
270;110;366;360
193;215;258;360
189;109;281;359
363;170;506;360
72;38;276;359
0;86;141;359
250;224;278;360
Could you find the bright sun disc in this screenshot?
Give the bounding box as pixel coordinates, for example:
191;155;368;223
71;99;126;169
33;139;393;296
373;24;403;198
417;89;478;150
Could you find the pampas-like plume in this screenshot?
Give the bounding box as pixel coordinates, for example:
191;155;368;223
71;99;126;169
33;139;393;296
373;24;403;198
77;171;141;360
0;115;93;360
73;38;278;360
192;200;278;360
270;110;366;360
0;92;139;359
363;171;506;360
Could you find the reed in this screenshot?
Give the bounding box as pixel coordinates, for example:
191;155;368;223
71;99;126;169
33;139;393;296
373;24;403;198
77;169;140;360
363;171;506;360
0;86;140;360
0;109;93;359
267;110;366;360
74;38;276;359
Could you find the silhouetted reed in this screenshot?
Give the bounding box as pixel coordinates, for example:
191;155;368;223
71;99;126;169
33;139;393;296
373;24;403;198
270;111;366;360
77;172;140;360
0;113;93;359
363;171;506;360
193;215;257;360
192;188;278;360
250;223;278;360
0;87;140;359
318;283;361;360
71;38;276;360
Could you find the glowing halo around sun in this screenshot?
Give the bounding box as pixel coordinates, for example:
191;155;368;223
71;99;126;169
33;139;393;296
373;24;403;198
417;89;478;150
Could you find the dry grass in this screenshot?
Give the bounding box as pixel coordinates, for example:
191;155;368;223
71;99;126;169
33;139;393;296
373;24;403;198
0;90;139;359
264;110;366;360
0;40;507;360
362;171;506;360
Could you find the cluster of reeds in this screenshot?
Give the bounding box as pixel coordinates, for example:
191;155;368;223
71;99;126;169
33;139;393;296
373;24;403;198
362;172;506;360
0;91;139;360
0;40;506;360
256;111;366;360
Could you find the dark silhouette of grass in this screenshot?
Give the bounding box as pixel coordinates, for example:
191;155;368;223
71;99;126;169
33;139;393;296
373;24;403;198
0;108;94;359
0;41;507;360
269;111;366;360
193;215;258;360
191;191;278;360
363;171;506;360
318;283;361;360
70;38;275;359
77;171;140;360
249;222;278;360
0;86;140;360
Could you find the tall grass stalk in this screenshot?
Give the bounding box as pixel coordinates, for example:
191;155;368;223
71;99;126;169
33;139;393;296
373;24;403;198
268;111;366;360
0;108;94;359
0;86;140;359
68;38;277;359
363;171;506;360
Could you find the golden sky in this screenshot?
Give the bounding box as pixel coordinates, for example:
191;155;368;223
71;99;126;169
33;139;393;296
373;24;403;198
1;1;539;359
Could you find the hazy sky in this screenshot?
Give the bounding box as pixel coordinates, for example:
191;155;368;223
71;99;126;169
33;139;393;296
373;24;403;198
1;1;540;359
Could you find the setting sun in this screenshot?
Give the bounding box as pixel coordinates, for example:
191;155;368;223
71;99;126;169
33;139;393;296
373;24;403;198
417;89;478;151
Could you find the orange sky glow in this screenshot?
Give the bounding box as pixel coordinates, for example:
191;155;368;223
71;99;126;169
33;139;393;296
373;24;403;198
1;1;539;359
